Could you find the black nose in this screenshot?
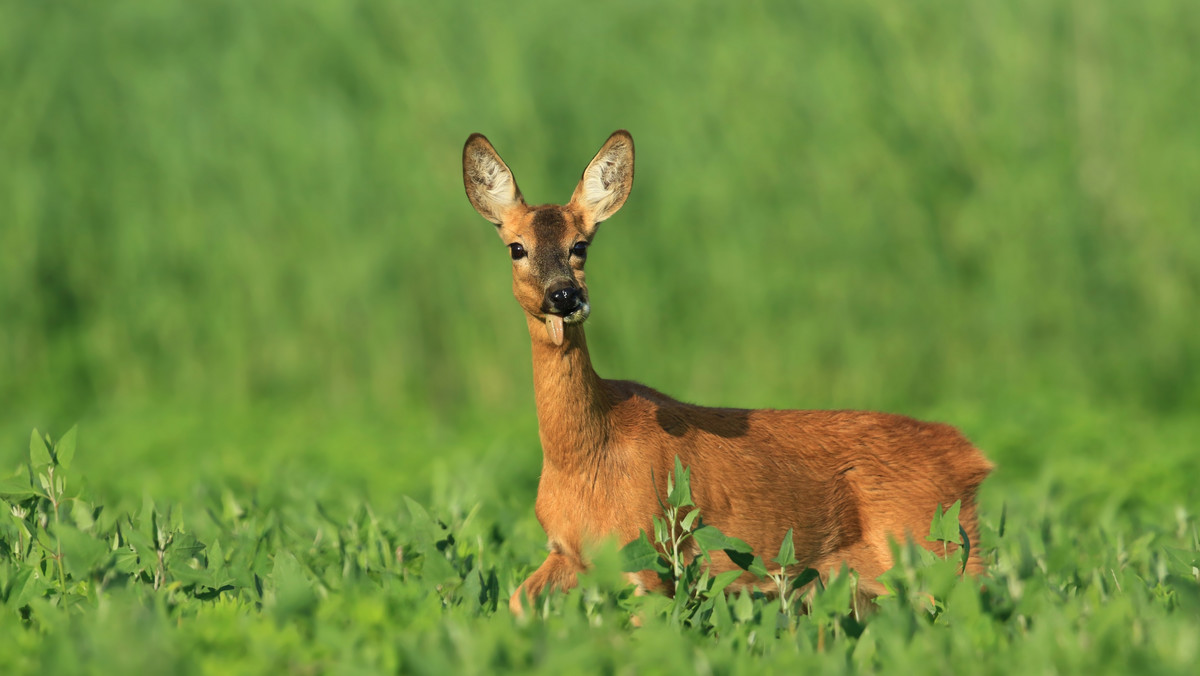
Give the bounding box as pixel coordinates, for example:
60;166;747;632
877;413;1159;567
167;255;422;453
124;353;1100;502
546;285;580;313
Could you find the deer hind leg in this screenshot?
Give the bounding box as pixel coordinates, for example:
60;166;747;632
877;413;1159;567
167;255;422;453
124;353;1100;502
509;550;582;616
801;540;892;614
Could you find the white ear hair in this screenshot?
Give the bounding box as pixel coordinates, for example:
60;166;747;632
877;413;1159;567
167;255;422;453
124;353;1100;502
571;131;634;227
463;134;524;224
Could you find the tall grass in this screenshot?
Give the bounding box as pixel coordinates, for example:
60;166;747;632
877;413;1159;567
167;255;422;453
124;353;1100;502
1;0;1197;499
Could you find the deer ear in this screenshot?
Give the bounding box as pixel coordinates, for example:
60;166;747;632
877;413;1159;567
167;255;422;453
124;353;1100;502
569;130;634;230
463;133;525;225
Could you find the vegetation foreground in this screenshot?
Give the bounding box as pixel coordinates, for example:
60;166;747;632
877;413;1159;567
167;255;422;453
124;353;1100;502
3;0;1199;673
0;428;1196;674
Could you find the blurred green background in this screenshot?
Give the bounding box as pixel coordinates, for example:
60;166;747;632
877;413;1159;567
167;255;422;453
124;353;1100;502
2;0;1197;515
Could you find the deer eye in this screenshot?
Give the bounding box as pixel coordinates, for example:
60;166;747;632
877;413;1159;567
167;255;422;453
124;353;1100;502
571;241;589;259
509;243;526;260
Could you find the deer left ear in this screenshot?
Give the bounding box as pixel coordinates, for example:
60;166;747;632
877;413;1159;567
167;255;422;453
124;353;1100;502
463;133;526;225
569;130;634;232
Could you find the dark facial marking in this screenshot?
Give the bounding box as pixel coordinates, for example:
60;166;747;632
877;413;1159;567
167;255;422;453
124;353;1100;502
530;208;572;277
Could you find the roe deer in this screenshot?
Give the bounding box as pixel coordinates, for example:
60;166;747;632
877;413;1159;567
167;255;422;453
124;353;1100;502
462;130;993;615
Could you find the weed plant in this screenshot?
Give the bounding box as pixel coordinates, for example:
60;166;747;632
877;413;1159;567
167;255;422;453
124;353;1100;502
2;433;1197;673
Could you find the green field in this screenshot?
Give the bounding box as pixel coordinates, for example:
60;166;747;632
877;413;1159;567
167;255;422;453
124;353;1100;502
2;0;1198;672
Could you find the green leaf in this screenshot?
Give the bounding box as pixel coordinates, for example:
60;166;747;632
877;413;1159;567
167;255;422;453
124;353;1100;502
707;569;745;597
958;523;972;572
710;589;733;633
945;577;982;619
625;590;673;620
113;547;142;575
124;526;155;563
139;494;157;544
732;590;754;624
774;528;798;568
403;495;432;525
460;568;483;607
693;565;711;595
399;499;458;583
169;561;215;586
167;533;206;569
270;551;318;620
926;500;963;544
1165;547;1198;573
55;425;78;470
71;500;96;531
420;548;457;584
0;471;38;499
8;567;46;607
943;500;962;536
620;531;669;575
748;555;770;579
692;525;753;554
652;515;669;546
680;508;701;533
33;528;58;555
667;456;694;508
30;429;51;467
810;569;853;618
57;524;111;579
852;628;878;670
758;598;782;632
208;538;226;570
724;548;757;572
790;567;821;593
924;503;945;542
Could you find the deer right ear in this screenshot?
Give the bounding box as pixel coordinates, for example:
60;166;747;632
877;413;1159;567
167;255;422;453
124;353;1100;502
569;130;634;231
463;134;525;225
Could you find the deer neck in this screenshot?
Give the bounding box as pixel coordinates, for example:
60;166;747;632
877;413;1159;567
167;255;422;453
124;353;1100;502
526;314;610;471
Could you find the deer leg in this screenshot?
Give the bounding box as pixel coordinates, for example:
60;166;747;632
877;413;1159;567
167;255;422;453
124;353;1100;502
509;551;581;616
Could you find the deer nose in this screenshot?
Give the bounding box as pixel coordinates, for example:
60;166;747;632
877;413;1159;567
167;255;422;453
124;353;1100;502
546;284;581;314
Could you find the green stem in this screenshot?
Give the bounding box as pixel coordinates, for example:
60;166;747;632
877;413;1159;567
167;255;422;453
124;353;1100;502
669;506;681;578
48;466;67;593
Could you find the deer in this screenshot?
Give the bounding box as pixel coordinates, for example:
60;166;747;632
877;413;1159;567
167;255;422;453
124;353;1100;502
461;130;993;616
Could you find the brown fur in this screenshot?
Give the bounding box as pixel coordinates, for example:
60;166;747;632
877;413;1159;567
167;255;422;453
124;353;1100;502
462;131;993;615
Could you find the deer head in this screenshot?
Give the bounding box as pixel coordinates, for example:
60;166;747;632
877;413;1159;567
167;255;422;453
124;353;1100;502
463;131;634;345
